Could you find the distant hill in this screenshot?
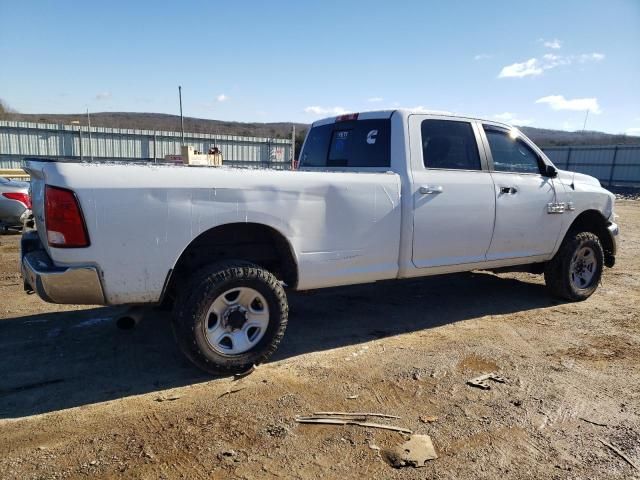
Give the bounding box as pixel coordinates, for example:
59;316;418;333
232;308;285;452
518;125;639;147
2;111;639;153
2;111;306;139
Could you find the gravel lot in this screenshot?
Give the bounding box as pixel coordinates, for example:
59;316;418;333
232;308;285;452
1;201;639;479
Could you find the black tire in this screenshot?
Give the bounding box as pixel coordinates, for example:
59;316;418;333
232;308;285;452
173;260;288;375
544;231;604;301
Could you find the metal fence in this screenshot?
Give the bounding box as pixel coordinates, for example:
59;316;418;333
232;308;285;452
0;120;293;170
542;145;640;188
2;121;639;187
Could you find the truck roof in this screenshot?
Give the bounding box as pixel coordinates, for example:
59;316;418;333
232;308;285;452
311;109;513;130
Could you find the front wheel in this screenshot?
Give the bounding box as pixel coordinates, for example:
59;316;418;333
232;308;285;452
544;231;604;301
173;261;288;375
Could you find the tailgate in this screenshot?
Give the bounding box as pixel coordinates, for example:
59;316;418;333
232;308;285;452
23;161;51;253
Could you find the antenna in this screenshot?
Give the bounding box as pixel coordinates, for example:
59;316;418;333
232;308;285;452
582;109;590;132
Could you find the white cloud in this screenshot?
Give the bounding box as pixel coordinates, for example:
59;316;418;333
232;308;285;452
543;38;562;49
536;95;601;114
216;94;228;102
474;53;493;61
578;52;605;62
367;97;384;103
498;58;543;78
499;51;604;78
493;112;534;126
541;53;570;69
95;91;112;100
625;127;640;136
304;106;349;116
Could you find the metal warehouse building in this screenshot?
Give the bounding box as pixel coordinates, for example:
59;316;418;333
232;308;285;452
0;121;293;169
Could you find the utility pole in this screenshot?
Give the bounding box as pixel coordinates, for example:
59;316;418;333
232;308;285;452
87;108;93;161
291;124;296;169
71;120;83;161
179;85;185;146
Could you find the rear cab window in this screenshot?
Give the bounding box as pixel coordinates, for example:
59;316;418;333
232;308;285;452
300;119;391;168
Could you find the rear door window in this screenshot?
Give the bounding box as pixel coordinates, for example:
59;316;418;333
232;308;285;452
300;119;390;168
421;120;482;170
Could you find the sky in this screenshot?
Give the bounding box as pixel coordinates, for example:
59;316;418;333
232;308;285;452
1;0;639;134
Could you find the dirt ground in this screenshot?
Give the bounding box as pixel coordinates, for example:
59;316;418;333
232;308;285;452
1;202;639;479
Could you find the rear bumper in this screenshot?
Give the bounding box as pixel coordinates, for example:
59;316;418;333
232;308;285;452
0;207;30;228
21;232;105;305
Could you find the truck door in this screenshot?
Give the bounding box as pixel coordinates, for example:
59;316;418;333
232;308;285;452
480;124;564;260
409;116;496;268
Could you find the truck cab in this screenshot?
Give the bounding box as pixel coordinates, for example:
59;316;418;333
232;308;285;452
299;110;617;278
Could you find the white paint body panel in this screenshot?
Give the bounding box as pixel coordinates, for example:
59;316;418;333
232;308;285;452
487;173;563;260
24;109;617;306
411;170;495;267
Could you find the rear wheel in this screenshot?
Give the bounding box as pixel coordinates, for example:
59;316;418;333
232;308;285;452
173;261;288;375
544;231;604;301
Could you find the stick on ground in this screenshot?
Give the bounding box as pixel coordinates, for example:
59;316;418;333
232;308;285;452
579;417;607;427
599;439;639;471
313;411;401;419
295;417;412;434
217;387;246;399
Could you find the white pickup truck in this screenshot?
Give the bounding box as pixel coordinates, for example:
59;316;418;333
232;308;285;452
21;110;618;374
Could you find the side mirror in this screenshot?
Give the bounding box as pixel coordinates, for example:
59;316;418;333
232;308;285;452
545;164;558;178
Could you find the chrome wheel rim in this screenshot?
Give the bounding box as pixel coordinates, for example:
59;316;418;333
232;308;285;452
570;246;597;290
203;287;269;356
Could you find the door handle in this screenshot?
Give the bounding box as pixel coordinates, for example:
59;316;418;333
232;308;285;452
419;185;443;195
500;186;518;195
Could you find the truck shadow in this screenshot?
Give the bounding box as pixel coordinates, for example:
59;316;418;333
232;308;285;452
279;271;555;359
0;271;559;418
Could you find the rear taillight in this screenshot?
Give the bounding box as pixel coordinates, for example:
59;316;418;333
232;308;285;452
45;185;90;248
336;113;359;122
2;192;31;209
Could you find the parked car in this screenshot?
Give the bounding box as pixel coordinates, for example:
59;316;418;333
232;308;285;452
20;110;618;374
0;176;31;232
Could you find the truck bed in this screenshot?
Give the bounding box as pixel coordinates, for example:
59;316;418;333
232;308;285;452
25;161;402;304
